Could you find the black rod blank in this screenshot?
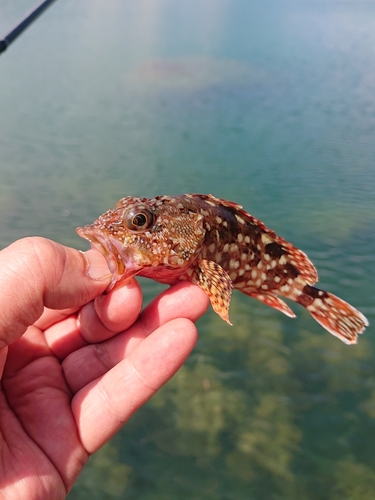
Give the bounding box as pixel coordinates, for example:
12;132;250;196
0;0;58;55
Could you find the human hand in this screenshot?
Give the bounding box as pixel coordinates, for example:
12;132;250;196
0;237;209;500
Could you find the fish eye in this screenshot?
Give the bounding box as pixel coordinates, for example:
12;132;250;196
124;206;154;231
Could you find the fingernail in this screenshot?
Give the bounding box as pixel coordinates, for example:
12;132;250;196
81;250;112;281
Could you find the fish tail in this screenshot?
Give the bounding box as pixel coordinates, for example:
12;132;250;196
297;285;369;344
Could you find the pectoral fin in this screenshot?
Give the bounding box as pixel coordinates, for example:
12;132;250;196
192;259;233;324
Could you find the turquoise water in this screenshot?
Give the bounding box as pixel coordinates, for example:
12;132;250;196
1;1;375;498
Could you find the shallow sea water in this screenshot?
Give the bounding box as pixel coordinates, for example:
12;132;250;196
1;1;375;498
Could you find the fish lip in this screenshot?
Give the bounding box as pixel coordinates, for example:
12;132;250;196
77;226;118;272
76;226;142;289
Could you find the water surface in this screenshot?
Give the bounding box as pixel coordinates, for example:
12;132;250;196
1;1;375;499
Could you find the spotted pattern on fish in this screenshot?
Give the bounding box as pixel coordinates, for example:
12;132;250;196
76;194;369;344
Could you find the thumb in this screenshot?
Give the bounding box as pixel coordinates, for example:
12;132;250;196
0;237;112;348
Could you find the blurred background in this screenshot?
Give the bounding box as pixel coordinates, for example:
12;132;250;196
0;1;375;498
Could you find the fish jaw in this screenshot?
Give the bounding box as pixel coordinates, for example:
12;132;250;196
76;225;147;290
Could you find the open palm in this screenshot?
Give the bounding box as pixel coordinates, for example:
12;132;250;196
0;238;208;499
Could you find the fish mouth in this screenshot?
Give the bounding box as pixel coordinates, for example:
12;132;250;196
76;225;143;291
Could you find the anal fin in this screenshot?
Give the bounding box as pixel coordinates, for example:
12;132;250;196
246;291;296;318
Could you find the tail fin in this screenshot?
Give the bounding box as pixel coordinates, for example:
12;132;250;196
297;285;369;344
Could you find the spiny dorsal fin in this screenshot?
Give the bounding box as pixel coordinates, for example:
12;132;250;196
189;194;318;285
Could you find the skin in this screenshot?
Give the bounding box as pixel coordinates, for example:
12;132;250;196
0;237;209;500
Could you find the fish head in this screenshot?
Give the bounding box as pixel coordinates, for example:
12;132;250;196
76;196;205;289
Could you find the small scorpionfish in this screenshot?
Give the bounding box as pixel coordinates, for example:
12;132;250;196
77;194;369;344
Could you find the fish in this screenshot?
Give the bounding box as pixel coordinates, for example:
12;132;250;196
76;194;369;344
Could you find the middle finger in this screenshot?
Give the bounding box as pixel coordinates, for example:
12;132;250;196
63;282;209;393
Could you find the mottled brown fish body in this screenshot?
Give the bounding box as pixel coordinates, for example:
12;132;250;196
77;194;369;344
